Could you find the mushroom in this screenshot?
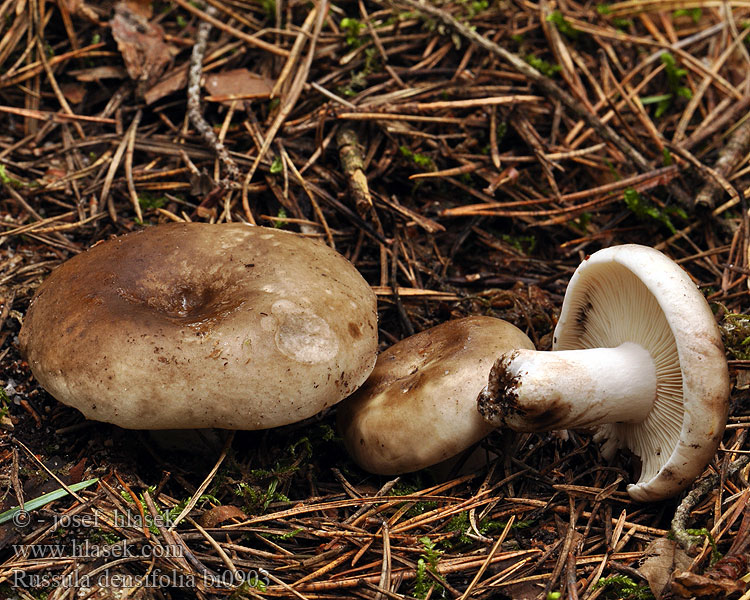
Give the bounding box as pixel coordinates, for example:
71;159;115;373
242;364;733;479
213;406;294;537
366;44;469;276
337;316;534;474
477;244;729;501
19;222;378;430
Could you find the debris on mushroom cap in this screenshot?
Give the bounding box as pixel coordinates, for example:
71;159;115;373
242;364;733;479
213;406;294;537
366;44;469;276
19;222;379;430
477;244;729;501
338;316;534;475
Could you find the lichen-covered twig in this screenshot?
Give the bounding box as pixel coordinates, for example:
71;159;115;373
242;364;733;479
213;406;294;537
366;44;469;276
671;494;750;598
187;4;240;182
336;126;374;218
671;455;750;553
694;118;750;208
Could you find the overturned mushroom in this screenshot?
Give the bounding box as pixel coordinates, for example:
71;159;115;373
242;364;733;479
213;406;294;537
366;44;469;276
19;223;378;430
477;245;729;501
338;316;534;474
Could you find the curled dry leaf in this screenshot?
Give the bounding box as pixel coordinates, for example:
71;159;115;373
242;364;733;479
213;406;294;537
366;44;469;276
60;82;87;105
639;538;691;599
69;66;128;82
198;505;248;529
110;1;173;95
671;570;747;599
119;0;151;19
62;0;104;24
203;68;274;104
144;65;188;105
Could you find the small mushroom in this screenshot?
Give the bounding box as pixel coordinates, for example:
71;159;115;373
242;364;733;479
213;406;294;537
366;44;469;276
19;222;378;430
337;316;534;474
477;245;729;501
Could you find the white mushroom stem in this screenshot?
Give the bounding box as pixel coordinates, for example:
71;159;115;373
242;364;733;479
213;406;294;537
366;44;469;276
478;342;657;432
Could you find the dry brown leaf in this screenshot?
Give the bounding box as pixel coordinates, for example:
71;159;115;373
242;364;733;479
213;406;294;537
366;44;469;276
671;570;746;599
60;82;86;104
198;505;248;529
63;0;104;24
204;68;274;104
110;1;172;95
639;538;692;599
121;0;152;18
69;66;128;82
144;65;188;105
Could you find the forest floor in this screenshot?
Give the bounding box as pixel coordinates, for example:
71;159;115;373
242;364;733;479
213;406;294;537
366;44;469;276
1;1;750;599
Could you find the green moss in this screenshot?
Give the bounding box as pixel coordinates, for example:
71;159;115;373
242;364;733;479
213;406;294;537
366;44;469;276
137;192;167;210
270;156;283;174
0;164;29;188
444;511;534;546
340;17;365;48
0;388;9;419
502;233;536;254
525;55;561;77
339;47;379;97
721;313;750;360
236;479;289;514
399;146;435;170
673;8;701;24
389;480;438;517
623;188;686;234
685;528;722;564
413;537;445;599
641;53;691;117
256;0;275;18
458;0;489;19
546;11;580;40
594;574;654;599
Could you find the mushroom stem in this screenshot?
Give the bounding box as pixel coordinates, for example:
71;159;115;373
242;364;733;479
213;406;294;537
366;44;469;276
477;342;657;432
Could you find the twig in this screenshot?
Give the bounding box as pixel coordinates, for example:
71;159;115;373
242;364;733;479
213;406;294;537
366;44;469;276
672;456;750;553
187;4;240;182
671;494;750;598
336;126;374;217
694;118;750;208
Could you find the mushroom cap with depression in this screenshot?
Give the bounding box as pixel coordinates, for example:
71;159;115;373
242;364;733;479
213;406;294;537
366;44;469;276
553;245;729;501
19;223;378;430
338;316;534;474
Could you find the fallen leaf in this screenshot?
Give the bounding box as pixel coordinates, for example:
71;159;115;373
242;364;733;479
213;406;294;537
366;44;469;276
144;65;188;105
60;82;86;104
63;0;104;24
639;538;692;599
0;414;13;431
204;68;273;104
67;458;87;484
672;570;745;598
110;1;172;96
198;505;248;529
69;66;128;82
121;0;151;19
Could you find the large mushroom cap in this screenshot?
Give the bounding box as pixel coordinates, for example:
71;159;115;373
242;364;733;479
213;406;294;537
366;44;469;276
554;244;729;501
19;223;378;430
338;316;534;475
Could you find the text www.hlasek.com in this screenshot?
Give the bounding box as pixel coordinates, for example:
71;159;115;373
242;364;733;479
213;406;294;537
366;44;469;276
13;539;184;559
12;543;270;589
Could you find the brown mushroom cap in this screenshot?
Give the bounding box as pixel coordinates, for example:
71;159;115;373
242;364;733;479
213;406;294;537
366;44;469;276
337;316;534;475
19;223;378;430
